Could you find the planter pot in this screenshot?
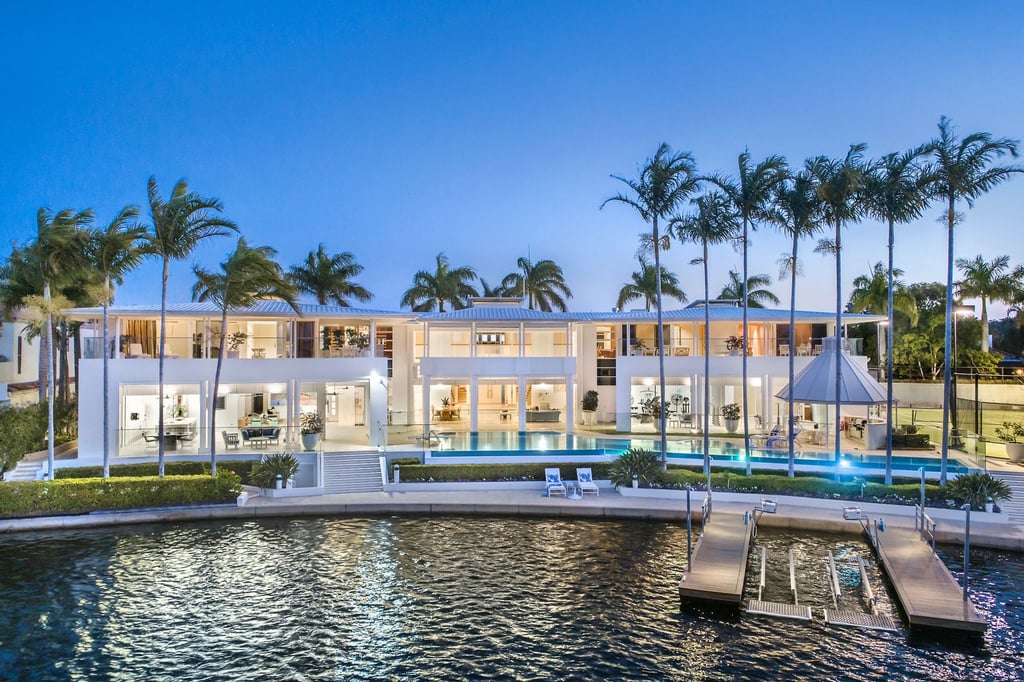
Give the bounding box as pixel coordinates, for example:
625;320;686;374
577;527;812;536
985;502;994;513
724;418;739;434
1006;442;1024;464
226;350;240;359
301;433;320;452
582;410;595;426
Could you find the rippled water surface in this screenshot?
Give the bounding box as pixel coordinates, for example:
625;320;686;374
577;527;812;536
0;517;1021;680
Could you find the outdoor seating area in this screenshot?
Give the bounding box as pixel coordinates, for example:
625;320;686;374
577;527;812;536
240;426;281;448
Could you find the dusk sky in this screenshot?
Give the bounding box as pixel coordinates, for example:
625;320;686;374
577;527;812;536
2;1;1022;316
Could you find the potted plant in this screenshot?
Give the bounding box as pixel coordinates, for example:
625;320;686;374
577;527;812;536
995;421;1024;464
581;390;599;426
346;327;371;355
250;452;301;490
947;472;1012;512
227;330;247;358
300;412;323;451
725;335;745;356
721;403;741;433
648;399;666;432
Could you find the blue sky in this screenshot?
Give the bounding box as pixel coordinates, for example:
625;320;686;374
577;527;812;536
2;1;1022;315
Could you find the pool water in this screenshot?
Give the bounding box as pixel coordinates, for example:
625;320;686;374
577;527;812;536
429;431;968;474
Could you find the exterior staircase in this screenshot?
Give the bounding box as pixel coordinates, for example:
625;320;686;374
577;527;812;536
322;450;384;494
993;470;1024;524
4;460;46;481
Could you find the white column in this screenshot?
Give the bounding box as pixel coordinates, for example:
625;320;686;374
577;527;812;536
114;317;122;358
518;375;527;429
616;369;631;432
422;377;431;438
290;379;300;446
369;376;387;447
369;320;377;358
470;322;476;358
469;376;479;432
519;323;525;357
199;379;209;452
565;375;575;434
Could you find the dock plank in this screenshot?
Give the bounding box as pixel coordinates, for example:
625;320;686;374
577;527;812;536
874;526;986;633
679;513;755;604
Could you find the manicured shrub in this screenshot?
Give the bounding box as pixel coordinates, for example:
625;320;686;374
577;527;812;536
399;461;615;483
0;471;242;518
250;453;301;489
607;448;662;487
56;460;259;485
947;472;1012;510
389;457;422;467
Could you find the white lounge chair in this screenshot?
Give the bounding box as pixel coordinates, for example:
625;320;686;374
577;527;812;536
544;468;566;497
576;467;599;496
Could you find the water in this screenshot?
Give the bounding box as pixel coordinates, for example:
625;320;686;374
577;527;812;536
0;518;1020;680
431;431;968;474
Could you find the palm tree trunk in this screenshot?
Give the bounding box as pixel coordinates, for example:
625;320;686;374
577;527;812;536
158;257;168;477
940;198;955;485
741;217;751;475
788;235;798;478
209;308;228;476
834;220;843;465
102;277;111;478
885;219;895;486
652;216;668;469
45;281;55;480
703;241;712;488
980;296;989;353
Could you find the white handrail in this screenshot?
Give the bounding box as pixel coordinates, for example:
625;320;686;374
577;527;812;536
758;547;767;602
857;557;877;615
789;548;798;605
826;552;841;608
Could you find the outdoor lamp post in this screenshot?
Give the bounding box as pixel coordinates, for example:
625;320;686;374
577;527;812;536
961;502;972;601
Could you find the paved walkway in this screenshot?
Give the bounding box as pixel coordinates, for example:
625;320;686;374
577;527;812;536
3;487;1024;552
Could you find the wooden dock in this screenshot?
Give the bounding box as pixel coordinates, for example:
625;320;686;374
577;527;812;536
679;513;755;604
873;526;986;633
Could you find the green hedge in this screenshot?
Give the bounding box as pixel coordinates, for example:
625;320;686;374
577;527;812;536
398;461;948;505
56;460;259;485
0;471;242;518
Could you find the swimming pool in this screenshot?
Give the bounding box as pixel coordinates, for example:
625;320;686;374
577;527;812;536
425;431;969;474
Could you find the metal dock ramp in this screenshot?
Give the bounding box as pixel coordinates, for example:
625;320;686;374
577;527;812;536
823;551;899;632
745;547;812;621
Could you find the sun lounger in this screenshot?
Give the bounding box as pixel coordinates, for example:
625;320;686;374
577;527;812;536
575;467;599;496
544;468;566;497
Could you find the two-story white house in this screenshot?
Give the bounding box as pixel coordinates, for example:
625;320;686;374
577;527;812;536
65;298;883;467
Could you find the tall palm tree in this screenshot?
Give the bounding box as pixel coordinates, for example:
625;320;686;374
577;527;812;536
956;255;1018;354
717;270;779;307
34;208;94;479
672;192;739;481
288;244;372;306
615;257;687;312
90;206;147;478
145;177;238;476
603;143;700;468
478;278;509;297
400;252;478;312
849;262;919;320
706;151;788;461
500;257;573;311
809;145;867;464
772;169;823;477
193;238;299;475
862;148;930;485
926;116;1021;484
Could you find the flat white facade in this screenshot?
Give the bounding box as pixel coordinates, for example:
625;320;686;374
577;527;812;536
66;299;883;465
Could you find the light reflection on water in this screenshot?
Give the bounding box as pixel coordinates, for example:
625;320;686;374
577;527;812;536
0;518;1020;680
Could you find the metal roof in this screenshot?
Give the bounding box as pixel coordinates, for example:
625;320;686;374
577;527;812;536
775;337;888;405
66;300;412;319
416;306;584;322
585;307;885;324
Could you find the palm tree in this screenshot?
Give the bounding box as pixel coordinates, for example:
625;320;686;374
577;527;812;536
500;257;573;311
145;177;238;476
771;168;823;477
671;192;739;481
615;257;687;312
400;252;478;312
717;270;780;307
193;238;299;475
862;148;930;485
90;206;147;478
603;143;700;468
706;151;788;463
849;262;919;321
956;255;1019;354
926;116;1021;484
288;244;372;306
34;208;94;479
809;145;867;464
478;278;509;298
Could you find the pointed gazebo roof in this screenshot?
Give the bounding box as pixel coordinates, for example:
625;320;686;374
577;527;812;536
775;337;888;405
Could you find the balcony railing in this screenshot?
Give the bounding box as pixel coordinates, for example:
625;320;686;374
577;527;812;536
617;336;864;358
83;335;388;360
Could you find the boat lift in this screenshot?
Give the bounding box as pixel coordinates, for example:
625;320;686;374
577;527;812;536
823;551;898;632
746;547;813;621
